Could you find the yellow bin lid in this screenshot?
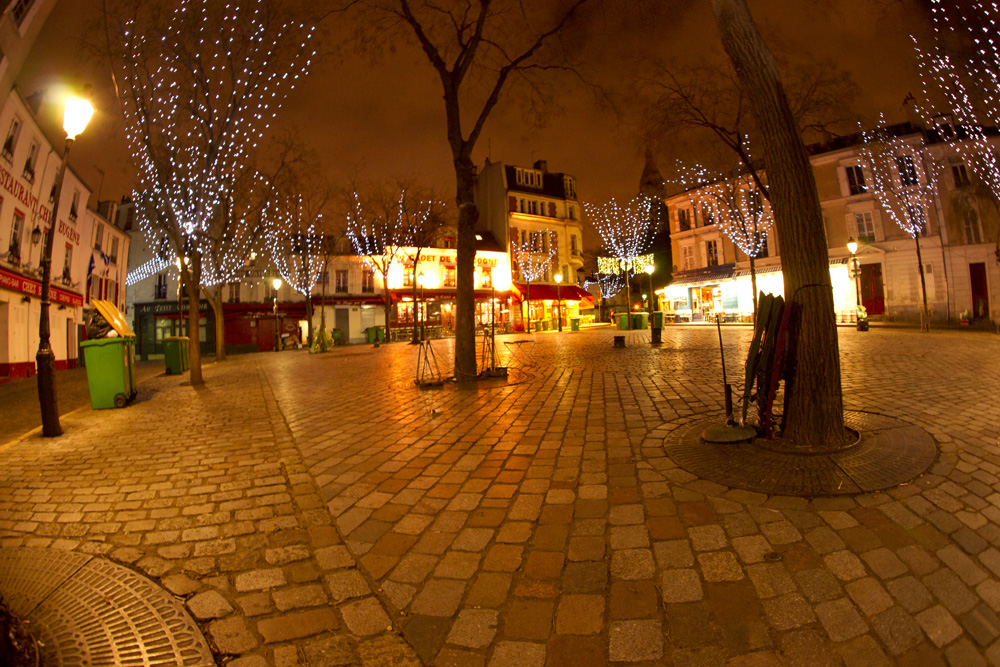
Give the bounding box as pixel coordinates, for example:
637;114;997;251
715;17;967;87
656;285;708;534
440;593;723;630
92;299;135;338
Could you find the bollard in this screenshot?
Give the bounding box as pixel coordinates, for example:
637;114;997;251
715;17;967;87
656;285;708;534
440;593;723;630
614;335;625;348
651;327;661;345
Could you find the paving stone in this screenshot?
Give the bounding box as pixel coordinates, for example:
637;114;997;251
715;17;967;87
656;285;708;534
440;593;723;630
562;562;607;594
234;568;286;592
746;562;796;599
314;545;355;570
924;568;979;615
762;593;815;630
488;641;545;667
870;605;923;655
187;590;234;621
916;605;964;648
611;548;655;580
436;551;482;579
411;578;467;617
447;609;498;648
938;544;988;586
833;634;892;667
796;568;843;603
401;614;453;664
661;568;703;603
698;551;743;582
545;635;604;667
503;598;554;640
944;637;987;667
341;596;391;637
824;550;868;581
209;616;258;654
689;524;727;551
567;536;605;562
777;628;837;667
814;598;868;642
654;539;694;568
845;577;894;617
759;520;802;545
861;547;909;579
608;619;663;662
273;584;327;611
466;572;512;608
609;525;649;550
555;594;604;634
326;569;372;601
960;603;1000;647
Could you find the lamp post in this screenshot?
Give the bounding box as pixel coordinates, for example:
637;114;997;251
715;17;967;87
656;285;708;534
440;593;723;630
847;237;861;320
417;271;425;341
645;264;655;323
36;95;94;437
554;273;563;332
620;258;631;329
272;277;282;351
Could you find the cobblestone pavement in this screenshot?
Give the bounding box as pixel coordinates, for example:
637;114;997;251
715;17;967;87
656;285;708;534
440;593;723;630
1;326;998;666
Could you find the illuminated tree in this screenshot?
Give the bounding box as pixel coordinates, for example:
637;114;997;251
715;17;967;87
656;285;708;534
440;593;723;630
510;230;556;331
671;152;774;316
349;0;592;380
397;192;449;343
857;121;940;332
111;0;316;384
267;190;335;347
347;187;436;334
584;196;656;324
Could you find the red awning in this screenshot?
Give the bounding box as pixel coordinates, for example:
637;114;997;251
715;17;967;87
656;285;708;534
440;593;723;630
512;283;594;306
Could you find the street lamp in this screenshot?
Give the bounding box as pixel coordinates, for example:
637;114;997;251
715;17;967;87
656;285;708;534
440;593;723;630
37;94;95;437
847;237;861;321
416;271;426;341
620;258;631;329
554;273;563;332
272;277;282;352
645;263;655;323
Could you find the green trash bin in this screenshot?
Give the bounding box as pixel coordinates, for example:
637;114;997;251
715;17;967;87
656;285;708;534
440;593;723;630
633;312;649;329
570;317;580;331
652;311;665;329
366;327;386;344
81;337;133;409
162;336;189;375
617;313;630;330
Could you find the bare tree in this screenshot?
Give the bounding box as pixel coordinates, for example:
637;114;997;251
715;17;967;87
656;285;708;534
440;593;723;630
510;229;557;332
397;191;450;343
110;0;316;384
857;123;940;332
711;0;845;449
348;0;593;380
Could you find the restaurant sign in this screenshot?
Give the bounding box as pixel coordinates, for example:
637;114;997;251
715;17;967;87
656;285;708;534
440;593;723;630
0;267;84;307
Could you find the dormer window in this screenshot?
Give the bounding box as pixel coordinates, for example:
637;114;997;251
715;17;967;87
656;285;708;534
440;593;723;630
3;117;21;162
23;140;38;182
563;176;576;199
94;224;104;251
515;168;543;188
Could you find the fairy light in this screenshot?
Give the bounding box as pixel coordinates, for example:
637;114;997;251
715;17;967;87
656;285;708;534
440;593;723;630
119;0;317;288
510;230;557;283
346;190;440;285
126;255;171;286
583;196;656;271
913;0;1000;207
266;194;328;297
857;116;941;239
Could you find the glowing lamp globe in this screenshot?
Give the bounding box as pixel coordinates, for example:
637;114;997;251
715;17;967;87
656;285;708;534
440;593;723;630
846;238;858;255
554;273;562;284
272;277;282;290
63;97;94;141
645;264;654;275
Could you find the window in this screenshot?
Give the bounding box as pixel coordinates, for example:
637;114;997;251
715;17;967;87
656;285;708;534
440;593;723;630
845;166;867;195
855;212;876;244
568;206;576;220
896;155;918;187
678;208;691;232
94;225;104;251
155;274;168;300
62;244;73;281
109;237;119;264
529;200;539;216
3;117;21;160
570;235;578;255
755;232;769;258
701;204;715;227
7;210;24;260
963;208;982;244
23;141;38;182
480;267;492;288
335;269;348;293
444;267;456;287
705;240;719;267
952;164;971;188
362;268;375;293
227;282;240;303
563;176;576;199
403;267;413;287
681;245;694;271
70;190;80;221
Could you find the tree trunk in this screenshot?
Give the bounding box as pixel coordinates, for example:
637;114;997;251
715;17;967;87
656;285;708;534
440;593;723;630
624;267;632;329
411;249;422;344
750;255;758;319
320;257;328;338
525;281;531;332
204;287;226;362
453;153;479;381
915;234;930;332
181;258;203;386
382;275;392;336
306;295;314;347
712;0;844;448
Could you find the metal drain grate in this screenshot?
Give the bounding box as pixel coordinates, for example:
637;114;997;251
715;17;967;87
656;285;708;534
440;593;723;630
0;548;214;667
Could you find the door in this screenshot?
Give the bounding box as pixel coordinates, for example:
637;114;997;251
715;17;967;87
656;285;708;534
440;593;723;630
970;262;990;320
860;263;885;316
335;307;351;341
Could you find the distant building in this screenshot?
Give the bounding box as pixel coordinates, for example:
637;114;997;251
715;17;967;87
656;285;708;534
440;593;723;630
659;121;999;325
475;158;592;331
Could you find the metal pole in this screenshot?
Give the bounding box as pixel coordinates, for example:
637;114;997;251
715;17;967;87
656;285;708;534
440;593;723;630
557;284;562;332
853;255;861;316
273;294;279;352
648;272;654;324
421;285;425;341
36;137;73;437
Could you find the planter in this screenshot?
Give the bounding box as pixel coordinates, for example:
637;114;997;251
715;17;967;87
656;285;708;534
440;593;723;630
857;320;869;331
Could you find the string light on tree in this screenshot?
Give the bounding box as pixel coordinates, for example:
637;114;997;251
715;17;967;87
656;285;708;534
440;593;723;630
857;117;941;332
510;229;557;331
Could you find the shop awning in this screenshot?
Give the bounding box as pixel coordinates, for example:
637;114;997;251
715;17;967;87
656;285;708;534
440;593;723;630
667;264;736;287
732;258;848;278
389;288;509;300
511;282;595;306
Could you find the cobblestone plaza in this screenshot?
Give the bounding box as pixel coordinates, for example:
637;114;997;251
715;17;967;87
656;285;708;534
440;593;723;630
1;326;998;666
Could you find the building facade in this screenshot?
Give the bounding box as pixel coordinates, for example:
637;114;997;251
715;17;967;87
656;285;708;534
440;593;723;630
475;159;591;330
0;91;128;379
661;123;999;326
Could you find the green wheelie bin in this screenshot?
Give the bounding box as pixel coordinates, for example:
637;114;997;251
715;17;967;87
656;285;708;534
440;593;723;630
162;336;190;374
81;337;133;409
617;313;630;330
570;317;580;331
632;312;649;329
651;311;665;329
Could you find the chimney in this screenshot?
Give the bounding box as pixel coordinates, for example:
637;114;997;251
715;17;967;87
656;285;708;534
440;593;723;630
902;93;924;131
532;159;548;173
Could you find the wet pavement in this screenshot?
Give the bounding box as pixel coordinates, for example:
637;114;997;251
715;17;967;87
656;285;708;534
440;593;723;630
0;326;998;666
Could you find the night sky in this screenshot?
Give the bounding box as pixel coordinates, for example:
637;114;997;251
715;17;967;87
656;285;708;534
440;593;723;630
18;0;933;213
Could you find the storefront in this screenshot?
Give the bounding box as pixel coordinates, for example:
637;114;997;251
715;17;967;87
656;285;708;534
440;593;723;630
133;300;215;359
510;282;595;331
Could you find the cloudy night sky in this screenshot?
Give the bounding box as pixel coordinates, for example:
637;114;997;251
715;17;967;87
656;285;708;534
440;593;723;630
17;0;935;211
